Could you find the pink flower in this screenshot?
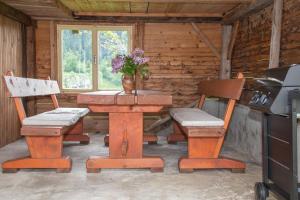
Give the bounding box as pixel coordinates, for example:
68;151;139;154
111;55;124;73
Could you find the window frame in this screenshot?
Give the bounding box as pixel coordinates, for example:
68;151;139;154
57;24;133;92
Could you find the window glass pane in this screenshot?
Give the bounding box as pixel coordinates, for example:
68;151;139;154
61;29;92;90
98;30;129;90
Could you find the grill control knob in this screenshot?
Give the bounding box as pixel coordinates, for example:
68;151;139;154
260;94;268;105
250;91;262;104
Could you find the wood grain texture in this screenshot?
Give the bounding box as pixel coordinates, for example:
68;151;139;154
1;0;72;20
0;15;23;147
0;1;32;26
77;90;172;106
61;0;249;17
269;0;283;69
231;6;272;77
3;76;60;97
231;0;300;78
109;112;143;158
220;25;232;79
143;23;221;107
198;78;245;100
223;0;273;24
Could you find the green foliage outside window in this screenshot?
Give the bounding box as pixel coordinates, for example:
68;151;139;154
61;28;129;90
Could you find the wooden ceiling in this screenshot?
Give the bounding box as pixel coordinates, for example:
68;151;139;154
0;0;72;19
63;0;252;18
0;0;274;24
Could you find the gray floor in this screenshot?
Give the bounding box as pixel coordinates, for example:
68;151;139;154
0;133;275;200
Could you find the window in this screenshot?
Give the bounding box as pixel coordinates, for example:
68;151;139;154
57;25;132;91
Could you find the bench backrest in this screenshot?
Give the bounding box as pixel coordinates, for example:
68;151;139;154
3;75;60;97
197;73;245;131
198;78;244;100
2;71;60;122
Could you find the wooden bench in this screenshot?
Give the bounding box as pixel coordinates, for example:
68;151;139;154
1;71;90;173
168;73;246;173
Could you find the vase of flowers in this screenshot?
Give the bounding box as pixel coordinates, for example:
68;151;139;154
112;48;150;94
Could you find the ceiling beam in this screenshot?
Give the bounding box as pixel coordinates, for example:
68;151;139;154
55;0;73;18
74;12;223;18
0;1;32;26
223;0;274;24
73;16;222;23
83;0;252;3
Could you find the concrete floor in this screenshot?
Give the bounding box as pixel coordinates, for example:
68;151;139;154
0;133;276;200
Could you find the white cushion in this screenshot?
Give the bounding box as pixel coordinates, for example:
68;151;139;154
22;113;80;126
170;108;224;127
45;107;89;117
297;113;300;119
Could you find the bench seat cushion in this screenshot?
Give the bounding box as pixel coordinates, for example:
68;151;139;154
22;113;80;126
170;108;224;127
45;107;89;117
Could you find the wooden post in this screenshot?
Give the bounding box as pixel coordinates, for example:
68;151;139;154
26;25;37;116
269;0;283;69
135;22;145;90
50;21;56;79
220;25;232;80
227;21;240;60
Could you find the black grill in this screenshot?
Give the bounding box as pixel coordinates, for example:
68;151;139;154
251;64;300;200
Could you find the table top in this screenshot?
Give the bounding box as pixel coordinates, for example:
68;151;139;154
77;90;172;106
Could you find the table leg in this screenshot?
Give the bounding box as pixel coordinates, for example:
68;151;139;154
87;112;164;172
104;134;158;146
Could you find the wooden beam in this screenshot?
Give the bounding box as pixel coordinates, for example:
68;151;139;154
227;21;239;60
269;0;283;69
223;0;274;24
50;21;56;79
55;0;73;18
74;12;223;18
26;25;37;116
26;25;36;78
0;1;32;26
134;22;145;90
220;25;232;79
191;23;221;59
74;16;222;23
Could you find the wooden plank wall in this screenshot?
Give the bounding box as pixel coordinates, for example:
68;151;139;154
231;0;300;77
231;6;272;77
143;23;221;107
0;14;23;147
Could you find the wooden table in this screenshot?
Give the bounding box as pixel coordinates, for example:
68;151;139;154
77;90;172;172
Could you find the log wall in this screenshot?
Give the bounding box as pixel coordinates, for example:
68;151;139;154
0;15;23;147
280;0;300;66
231;0;300;77
143;23;221;107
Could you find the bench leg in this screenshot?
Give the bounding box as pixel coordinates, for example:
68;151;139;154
2;156;72;173
178;136;246;173
2;135;72;173
178;157;246;173
64;119;90;144
167;122;186;144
